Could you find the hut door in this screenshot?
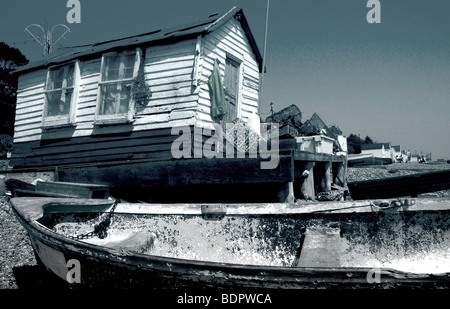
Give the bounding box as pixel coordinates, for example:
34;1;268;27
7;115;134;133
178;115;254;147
222;57;240;127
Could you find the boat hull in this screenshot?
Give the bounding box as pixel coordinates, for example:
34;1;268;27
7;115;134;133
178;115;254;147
348;169;450;199
10;197;450;289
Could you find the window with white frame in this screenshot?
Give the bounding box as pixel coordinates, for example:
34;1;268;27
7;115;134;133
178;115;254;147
95;48;142;124
42;61;79;127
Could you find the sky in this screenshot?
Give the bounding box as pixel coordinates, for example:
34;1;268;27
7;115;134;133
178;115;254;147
0;0;449;159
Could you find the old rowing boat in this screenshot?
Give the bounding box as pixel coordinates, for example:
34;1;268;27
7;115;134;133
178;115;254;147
9;197;450;288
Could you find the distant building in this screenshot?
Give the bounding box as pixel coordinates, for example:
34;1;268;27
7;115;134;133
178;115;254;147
361;142;394;164
392;145;405;162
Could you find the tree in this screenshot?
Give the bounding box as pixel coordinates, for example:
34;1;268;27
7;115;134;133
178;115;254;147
346;133;374;154
0;42;28;157
347;134;362;154
364;136;374;144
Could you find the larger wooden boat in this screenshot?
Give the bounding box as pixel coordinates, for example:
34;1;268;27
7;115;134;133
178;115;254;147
9;197;450;288
348;169;450;200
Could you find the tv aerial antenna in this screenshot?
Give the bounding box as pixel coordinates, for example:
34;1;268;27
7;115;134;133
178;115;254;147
25;22;70;56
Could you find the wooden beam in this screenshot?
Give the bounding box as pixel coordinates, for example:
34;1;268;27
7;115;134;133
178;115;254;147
294;151;346;163
58;155;294;190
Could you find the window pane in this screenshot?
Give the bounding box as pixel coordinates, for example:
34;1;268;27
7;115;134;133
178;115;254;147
118;84;131;114
66;63;75;87
103;54;121;81
48;67;64;90
99;83;131;116
46;90;69;116
100;84;119;115
63;89;73;113
123;53;136;79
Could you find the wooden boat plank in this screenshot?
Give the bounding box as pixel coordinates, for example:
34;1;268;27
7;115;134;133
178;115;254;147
13;188;82;198
9;197;114;221
118;198;450;215
296;226;342;268
36;181;110;199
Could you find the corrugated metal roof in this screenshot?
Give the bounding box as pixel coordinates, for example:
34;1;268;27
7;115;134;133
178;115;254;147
15;7;263;74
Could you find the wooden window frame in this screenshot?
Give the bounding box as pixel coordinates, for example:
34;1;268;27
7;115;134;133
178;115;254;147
42;61;80;128
95;48;142;125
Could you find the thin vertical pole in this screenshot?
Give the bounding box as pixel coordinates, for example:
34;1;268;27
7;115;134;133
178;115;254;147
259;0;270;116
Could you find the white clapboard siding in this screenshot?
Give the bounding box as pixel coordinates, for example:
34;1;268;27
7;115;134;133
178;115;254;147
14;70;46;142
76;71;101;123
15;98;44;117
195;18;259;128
15;110;42;122
140;101;198;115
80;58;101;76
13;38;199;144
141;40;198;128
16;69;45;91
141;94;198;110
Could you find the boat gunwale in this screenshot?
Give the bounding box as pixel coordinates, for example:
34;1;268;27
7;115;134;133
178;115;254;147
9;196;450;220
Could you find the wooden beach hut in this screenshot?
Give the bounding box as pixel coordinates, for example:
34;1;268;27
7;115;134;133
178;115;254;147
12;7;262;167
11;7;288;201
10;7;346;202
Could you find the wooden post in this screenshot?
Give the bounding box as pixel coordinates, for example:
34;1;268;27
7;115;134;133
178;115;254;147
277;182;295;203
0;175;5;196
295;161;315;200
319;161;332;192
333;162;346;187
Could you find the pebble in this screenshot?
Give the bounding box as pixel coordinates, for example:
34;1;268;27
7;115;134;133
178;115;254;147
0;196;37;289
